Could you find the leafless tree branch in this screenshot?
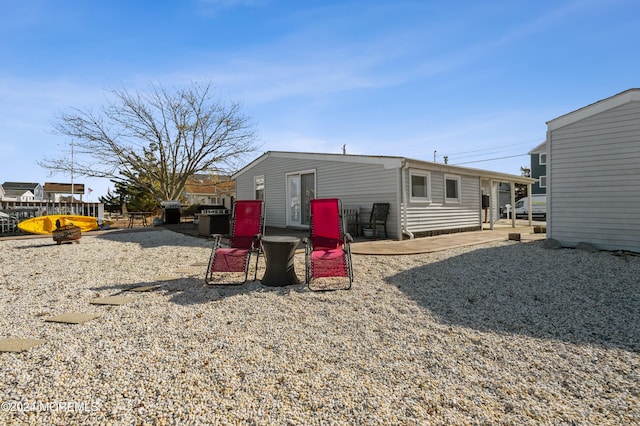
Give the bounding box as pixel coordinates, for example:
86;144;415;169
39;82;258;201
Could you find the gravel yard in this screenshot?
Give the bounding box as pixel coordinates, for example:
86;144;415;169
1;229;638;424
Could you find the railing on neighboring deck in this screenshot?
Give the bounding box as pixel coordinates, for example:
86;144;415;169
0;201;105;235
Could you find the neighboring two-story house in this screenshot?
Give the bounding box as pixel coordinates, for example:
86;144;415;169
0;182;44;201
528;142;547;195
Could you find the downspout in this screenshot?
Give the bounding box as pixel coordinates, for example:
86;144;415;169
400;161;414;239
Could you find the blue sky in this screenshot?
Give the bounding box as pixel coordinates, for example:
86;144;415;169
1;0;639;199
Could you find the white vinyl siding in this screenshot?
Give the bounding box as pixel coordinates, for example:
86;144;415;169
402;171;480;233
548;99;640;252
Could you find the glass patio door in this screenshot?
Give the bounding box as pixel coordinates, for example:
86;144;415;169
286;171;315;227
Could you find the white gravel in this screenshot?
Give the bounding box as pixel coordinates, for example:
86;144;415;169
1;228;638;425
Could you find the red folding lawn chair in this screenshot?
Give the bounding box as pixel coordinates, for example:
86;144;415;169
205;200;264;285
303;198;353;290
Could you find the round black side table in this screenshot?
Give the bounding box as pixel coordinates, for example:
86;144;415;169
261;236;300;286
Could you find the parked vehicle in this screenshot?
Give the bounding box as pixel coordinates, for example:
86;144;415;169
505;195;546;218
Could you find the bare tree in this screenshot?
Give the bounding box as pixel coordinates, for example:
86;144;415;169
40;82;258;201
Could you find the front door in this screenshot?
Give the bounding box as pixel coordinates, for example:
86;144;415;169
286;171;315;227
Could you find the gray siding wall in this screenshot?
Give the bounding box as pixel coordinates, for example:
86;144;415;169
549;101;640;252
401;169;481;233
235;156;400;237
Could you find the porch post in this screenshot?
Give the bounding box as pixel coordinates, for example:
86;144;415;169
489;180;495;230
527;183;533;225
510;181;516;228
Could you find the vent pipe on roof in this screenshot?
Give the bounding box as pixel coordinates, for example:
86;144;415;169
342;144;346;154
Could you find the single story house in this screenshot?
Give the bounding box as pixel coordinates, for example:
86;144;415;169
545;88;640;252
232;151;536;240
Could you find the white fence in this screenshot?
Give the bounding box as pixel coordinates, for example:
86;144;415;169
0;201;105;235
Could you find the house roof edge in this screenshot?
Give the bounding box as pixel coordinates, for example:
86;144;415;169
234;151;535;184
547;88;640;131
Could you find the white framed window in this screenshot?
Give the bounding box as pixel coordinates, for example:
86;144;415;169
444;174;461;203
539;153;547;165
539;175;547;188
409;170;431;202
254;175;264;200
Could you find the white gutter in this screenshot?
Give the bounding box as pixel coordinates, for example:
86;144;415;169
400;161;414;239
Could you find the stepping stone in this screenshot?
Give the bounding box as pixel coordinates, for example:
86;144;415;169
534;225;546;234
0;338;45;353
45;313;101;324
90;296;134;306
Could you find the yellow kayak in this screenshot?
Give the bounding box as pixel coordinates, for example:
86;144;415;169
17;215;103;235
